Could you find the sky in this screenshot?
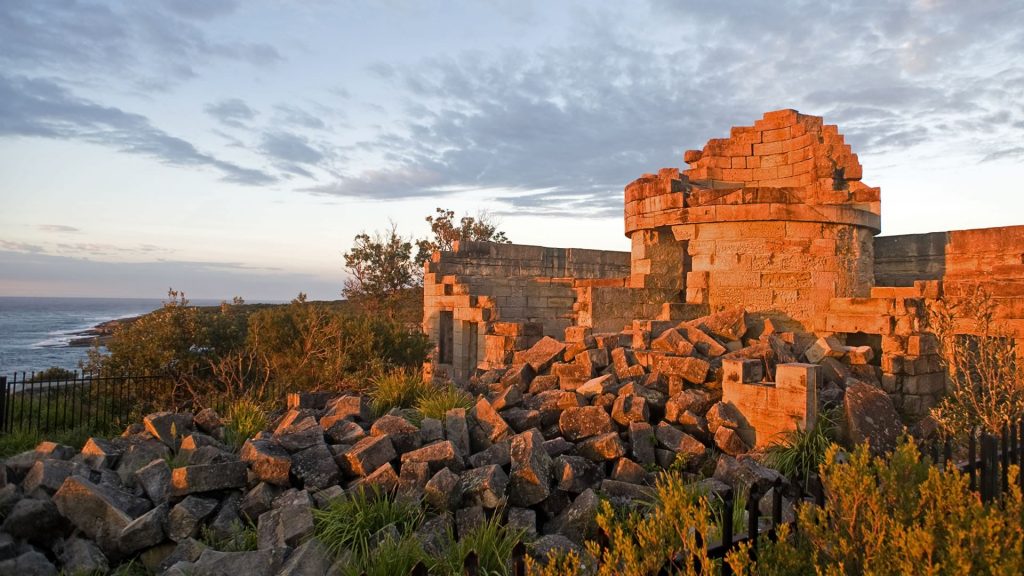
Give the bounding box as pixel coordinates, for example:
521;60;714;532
0;0;1022;301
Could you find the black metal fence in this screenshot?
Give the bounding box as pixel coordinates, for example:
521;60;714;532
0;371;177;435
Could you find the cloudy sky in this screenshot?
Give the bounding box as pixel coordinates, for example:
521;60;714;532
1;0;1022;300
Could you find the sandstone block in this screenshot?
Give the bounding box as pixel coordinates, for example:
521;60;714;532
651;355;710;384
291;443;340;490
611;394;650;426
714;427;750;456
651;329;695;356
424;468;462;512
241;439;291;486
843;380;902;455
722;358;764;384
804;336;846;364
576;432;626;462
509;429;553;507
469;397;512;453
459;464;508;509
401;439;464;474
513;336;566;372
558;406;614;441
370;415;422;454
340;435;396;477
171;461;247;496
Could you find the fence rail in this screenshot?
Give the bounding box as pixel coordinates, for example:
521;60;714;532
0;371;177;435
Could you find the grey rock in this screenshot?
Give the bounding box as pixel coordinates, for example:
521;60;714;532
553;455;604;493
274;412;324;453
370;415;422;454
611;458;647;484
468;397;511;453
80;437;124;469
543;488;600;543
193;407;224;435
397;460;431;498
192;548;287;576
419;417;444;444
842;379;902;455
291;443;340;491
53;475;150;554
467;439;511;469
135;458;171;504
502;408;542;433
340;435;396;477
59;537;108;575
22;459;83;495
170;461;247;496
705;402;743;434
575;432;626;462
242;439;292;486
459;464;508;509
628;421;656;465
0;551;56;576
2;498;62;542
169;496;219;542
543;437;575;458
508;429;553;507
713;455;783;493
115;441;169;486
143;411;194;448
655;422;705;457
455;506;486;538
323;395;372;424
444;408;472;458
424;468;462;512
323;419;366;445
600;479;656;503
276;538;332;576
120;503;169;554
507;507;538;540
240;482;281;523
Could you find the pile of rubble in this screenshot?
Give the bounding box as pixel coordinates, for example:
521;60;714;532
0;308;904;575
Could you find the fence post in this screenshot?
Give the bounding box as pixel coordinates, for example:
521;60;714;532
771;477;783;531
720;488;734;576
747;484;760;562
981;433;999;503
0;376;7;433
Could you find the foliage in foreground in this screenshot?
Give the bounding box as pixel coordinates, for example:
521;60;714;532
222;397;269;451
314;488;524;576
927;285;1024;435
528;439;1024;576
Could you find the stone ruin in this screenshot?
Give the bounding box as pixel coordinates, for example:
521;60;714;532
424;109;1024;442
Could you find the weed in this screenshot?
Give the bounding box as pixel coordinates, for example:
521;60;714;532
429;511;525;575
413;382;473;424
763;409;836;493
369;368;435;417
314;487;424;561
199;520;258;552
223;397;268;450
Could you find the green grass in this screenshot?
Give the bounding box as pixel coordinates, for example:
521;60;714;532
314;487;425;561
341;534;426;576
223;397;269;450
430;511;525;576
0;424;98;459
412;382;473;424
369;368;436;417
764;409;837;492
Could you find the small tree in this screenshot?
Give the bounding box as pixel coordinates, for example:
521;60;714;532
342;223;419;312
414;207;510;264
928;285;1024;435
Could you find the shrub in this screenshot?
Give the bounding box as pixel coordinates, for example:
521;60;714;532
314;488;425;563
223;398;268;450
728;439;1024;575
927;285;1024;435
764;409;836;492
413;382;474;424
369;368;435;417
27;367;77;382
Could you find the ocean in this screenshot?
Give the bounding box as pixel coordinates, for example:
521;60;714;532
0;296;224;376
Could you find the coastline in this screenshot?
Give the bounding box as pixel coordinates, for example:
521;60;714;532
65;316;141;348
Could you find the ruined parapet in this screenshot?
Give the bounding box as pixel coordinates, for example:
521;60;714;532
624;109;881;333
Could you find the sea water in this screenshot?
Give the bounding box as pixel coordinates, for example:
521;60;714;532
0;296;222;376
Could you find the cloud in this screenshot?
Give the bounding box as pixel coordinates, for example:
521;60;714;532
205;98;258;127
0;241;45;254
37;225;80;233
0;250;338;300
0;74;276;185
259;131;325;165
308;0;1023;215
0;1;281;88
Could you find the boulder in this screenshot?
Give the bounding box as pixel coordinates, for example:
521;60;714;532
323;419;365;445
193;408;224;435
543;488;600;543
360;463;400;494
22;459;83;495
513;336;566;372
713;455;782;492
277;538;332;576
273;412;324;453
502;408;542;433
628;421;656;465
714;427;750;456
0;551;56;576
468;397;511;452
169;496;219;542
655;422;705;458
53;475;150;554
1;498;62;542
241;439;291;486
170;461;247;496
291;443;341;490
694;307;748;341
611;458;646;484
651;355;711;384
143;411;194;448
401;440;464;474
651;328;695;356
491;385;523;411
191;548;287;576
611;394;649;426
843;379;902;454
135;458;171;504
558;406;614;441
370;415;422;454
323;395;372;424
340;435;396;477
240;482;280;523
705;401;743;434
575;432;626;462
459;464;508;509
467;439;511;469
59;537;108;575
553;455;604;493
120;503;169;553
508;429;553;507
444;408;471;458
80;437;124;469
424;468;462;512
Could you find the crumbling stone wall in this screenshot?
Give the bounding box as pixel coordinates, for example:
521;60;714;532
423;241;630;382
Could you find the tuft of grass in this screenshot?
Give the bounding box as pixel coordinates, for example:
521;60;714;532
341;533;426;576
429;511;525;576
0;424;97;459
314;487;425;562
413;382;473;424
223;397;269;450
369;368;435;417
200;520;258;552
764;409;836;492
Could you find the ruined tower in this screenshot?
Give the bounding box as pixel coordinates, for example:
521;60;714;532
624;109;880;333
